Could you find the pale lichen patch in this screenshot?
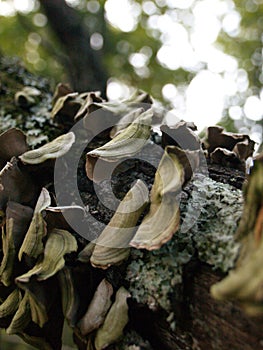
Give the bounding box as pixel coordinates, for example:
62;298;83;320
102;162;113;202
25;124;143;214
0;57;60;147
191;177;242;271
126;177;242;315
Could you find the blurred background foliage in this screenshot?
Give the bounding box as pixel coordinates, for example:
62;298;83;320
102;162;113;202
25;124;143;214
0;0;262;149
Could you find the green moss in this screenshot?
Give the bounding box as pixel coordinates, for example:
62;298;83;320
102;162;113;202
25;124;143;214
126;176;243;316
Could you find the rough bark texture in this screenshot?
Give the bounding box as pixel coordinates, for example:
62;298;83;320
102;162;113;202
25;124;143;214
0;58;262;350
121;262;263;350
132;261;263;350
115;166;262;350
184;264;263;350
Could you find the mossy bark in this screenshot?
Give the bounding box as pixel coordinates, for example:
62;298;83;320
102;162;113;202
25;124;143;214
1;57;262;350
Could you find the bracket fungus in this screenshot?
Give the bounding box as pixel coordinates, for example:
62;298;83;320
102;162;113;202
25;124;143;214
110;107;146;139
0;288;21;319
78;278;114;336
130;146;200;250
17;228;77;283
90;179;149;269
19;131;75;164
204;126;255;171
0;126;80;348
6;291;31;335
211;153;263;315
86;108;153;182
94;287;130;350
0;202;33;286
91;89;152;115
0;77;259;350
74;91;103;122
0;128;28;168
58;267;77;328
161;121;200;151
51;86;103;128
51;92;80;124
0;157;38;208
18;188;51;261
14;86;41;109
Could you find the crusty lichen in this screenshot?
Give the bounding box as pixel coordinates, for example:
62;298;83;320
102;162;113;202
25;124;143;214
191;177;242;271
126;176;242;317
126;231;193;313
0;56;60;146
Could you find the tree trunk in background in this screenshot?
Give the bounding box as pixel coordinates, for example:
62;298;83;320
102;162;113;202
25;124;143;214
39;0;108;95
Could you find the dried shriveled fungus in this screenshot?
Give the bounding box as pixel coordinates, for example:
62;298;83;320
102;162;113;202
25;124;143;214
94;286;130;350
0;128;77;348
51;83;103;127
161;121;200;151
86;108;153;182
90;179;149;268
211;153;263;315
14;86;41;108
0;79;258;350
51;91;81;126
18;188;51;261
20;132;75;164
130;146;200;250
205;126;255;170
0;128;28;168
78;278;114;335
0;202;33;286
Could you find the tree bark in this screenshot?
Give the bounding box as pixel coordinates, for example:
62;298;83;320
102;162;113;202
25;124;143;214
0;58;262;350
117;164;263;350
125;262;263;350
